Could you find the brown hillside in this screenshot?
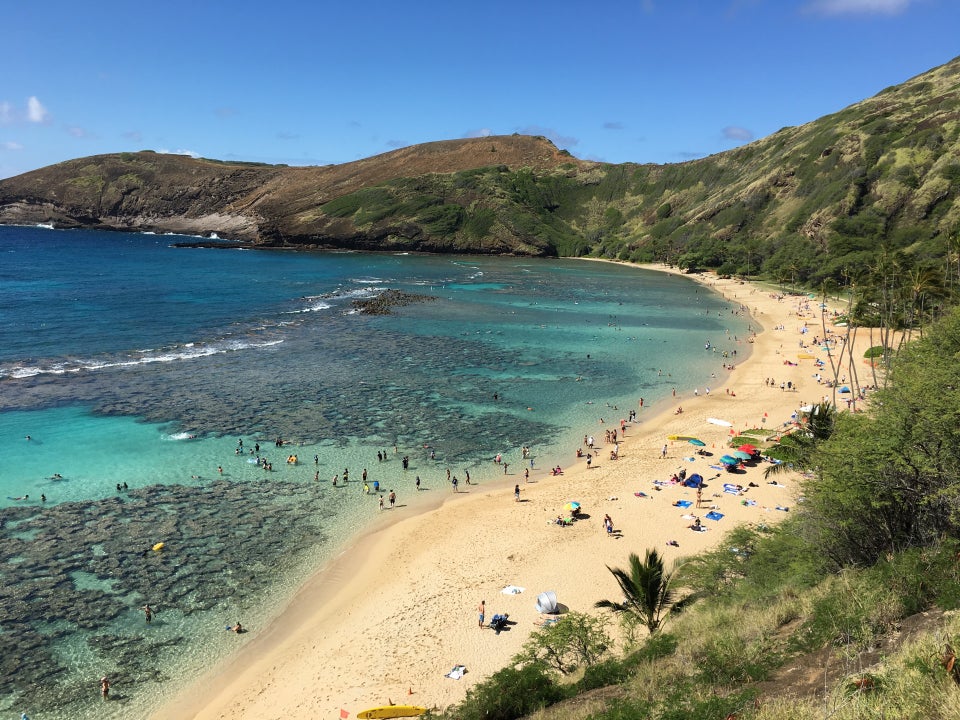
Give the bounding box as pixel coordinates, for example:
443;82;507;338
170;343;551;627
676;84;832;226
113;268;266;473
0;134;581;246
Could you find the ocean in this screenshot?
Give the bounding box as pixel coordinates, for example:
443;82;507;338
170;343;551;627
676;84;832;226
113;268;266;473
0;225;750;718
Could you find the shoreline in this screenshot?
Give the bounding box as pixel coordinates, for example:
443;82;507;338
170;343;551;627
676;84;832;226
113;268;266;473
153;265;845;719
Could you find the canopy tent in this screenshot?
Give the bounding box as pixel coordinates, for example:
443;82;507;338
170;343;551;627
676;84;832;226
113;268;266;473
839;386;851;393
535;591;558;614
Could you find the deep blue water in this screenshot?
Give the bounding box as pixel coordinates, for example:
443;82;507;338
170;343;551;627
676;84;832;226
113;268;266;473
0;225;750;718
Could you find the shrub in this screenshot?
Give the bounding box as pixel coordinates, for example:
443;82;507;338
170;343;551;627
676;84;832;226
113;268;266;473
447;664;567;720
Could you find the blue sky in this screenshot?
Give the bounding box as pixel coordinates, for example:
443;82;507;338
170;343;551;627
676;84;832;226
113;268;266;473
1;0;958;179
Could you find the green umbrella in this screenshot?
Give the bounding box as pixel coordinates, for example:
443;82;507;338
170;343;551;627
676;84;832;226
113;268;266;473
687;438;706;447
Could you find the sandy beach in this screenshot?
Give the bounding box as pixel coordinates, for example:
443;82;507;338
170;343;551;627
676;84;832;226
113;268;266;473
153;267;859;720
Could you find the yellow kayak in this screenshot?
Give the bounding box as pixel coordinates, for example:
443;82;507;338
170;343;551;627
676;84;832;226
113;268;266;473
356;706;427;719
667;435;697;441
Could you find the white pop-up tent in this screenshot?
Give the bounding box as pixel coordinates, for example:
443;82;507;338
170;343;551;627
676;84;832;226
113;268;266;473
535;590;558;614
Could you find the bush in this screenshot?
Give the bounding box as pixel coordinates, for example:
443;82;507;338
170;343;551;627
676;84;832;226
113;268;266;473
447;664;567;720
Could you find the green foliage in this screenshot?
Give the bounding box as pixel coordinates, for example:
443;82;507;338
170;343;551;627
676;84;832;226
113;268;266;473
801;307;960;567
863;345;890;359
446;663;568;720
462;207;495;239
417;203;464;234
519;611;611;675
595;549;689;634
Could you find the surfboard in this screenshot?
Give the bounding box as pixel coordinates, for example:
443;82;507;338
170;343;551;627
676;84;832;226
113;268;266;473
356;706;427;719
666;435;697;441
706;418;733;427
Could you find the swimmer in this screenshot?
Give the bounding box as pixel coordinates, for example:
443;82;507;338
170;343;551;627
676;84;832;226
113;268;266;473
231;622;243;633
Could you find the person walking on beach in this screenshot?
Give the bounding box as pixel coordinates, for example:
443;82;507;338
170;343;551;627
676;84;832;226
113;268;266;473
514;484;520;502
452;476;458;492
661;444;668;459
415;476;421;491
389;490;396;508
524;468;529;482
478;600;485;629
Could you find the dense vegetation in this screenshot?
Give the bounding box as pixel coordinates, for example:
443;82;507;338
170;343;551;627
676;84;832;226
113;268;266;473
432;304;960;720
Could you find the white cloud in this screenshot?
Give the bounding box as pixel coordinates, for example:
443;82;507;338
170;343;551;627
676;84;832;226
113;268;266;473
27;96;48;123
0;102;12;124
3;141;23;151
158;148;201;158
804;0;912;15
722;125;754;141
464;127;494;138
67;126;89;138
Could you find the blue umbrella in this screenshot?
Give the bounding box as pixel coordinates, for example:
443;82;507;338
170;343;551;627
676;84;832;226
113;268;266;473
688;438;706;447
732;450;752;460
839;385;851;393
719;455;738;465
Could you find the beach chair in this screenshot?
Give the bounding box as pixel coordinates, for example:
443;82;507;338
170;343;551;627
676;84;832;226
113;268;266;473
489;613;509;634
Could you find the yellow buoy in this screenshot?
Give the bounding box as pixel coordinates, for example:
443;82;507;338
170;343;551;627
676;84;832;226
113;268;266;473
152;542;165;552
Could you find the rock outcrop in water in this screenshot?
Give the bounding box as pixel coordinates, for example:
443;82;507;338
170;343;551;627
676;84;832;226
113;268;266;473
351;289;437;315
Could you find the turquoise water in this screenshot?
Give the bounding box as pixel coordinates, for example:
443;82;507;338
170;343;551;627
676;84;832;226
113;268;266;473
0;225;750;718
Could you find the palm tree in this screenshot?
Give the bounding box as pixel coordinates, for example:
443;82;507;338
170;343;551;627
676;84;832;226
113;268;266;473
594;549;688;634
763;401;836;478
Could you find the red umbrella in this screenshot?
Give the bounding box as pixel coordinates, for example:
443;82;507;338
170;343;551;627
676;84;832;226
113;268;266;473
738;444;757;453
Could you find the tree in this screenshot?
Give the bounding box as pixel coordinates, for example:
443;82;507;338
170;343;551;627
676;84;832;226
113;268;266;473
763;401;836;478
594;549;689;635
518;611;611;675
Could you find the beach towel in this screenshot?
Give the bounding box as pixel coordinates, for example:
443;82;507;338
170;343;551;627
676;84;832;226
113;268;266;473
709;465;724;471
705;511;724;521
501;585;525;595
723;485;741;495
634;491;649;498
673;500;693;508
775;505;790;512
445;665;467;680
741;499;757;507
681;513;696;520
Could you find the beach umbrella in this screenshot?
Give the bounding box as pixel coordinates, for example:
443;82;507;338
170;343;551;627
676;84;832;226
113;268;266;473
687;438;706;447
839;386;851;393
732;450;753;460
719;455;739;465
564;501;580;513
737;444;757;453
